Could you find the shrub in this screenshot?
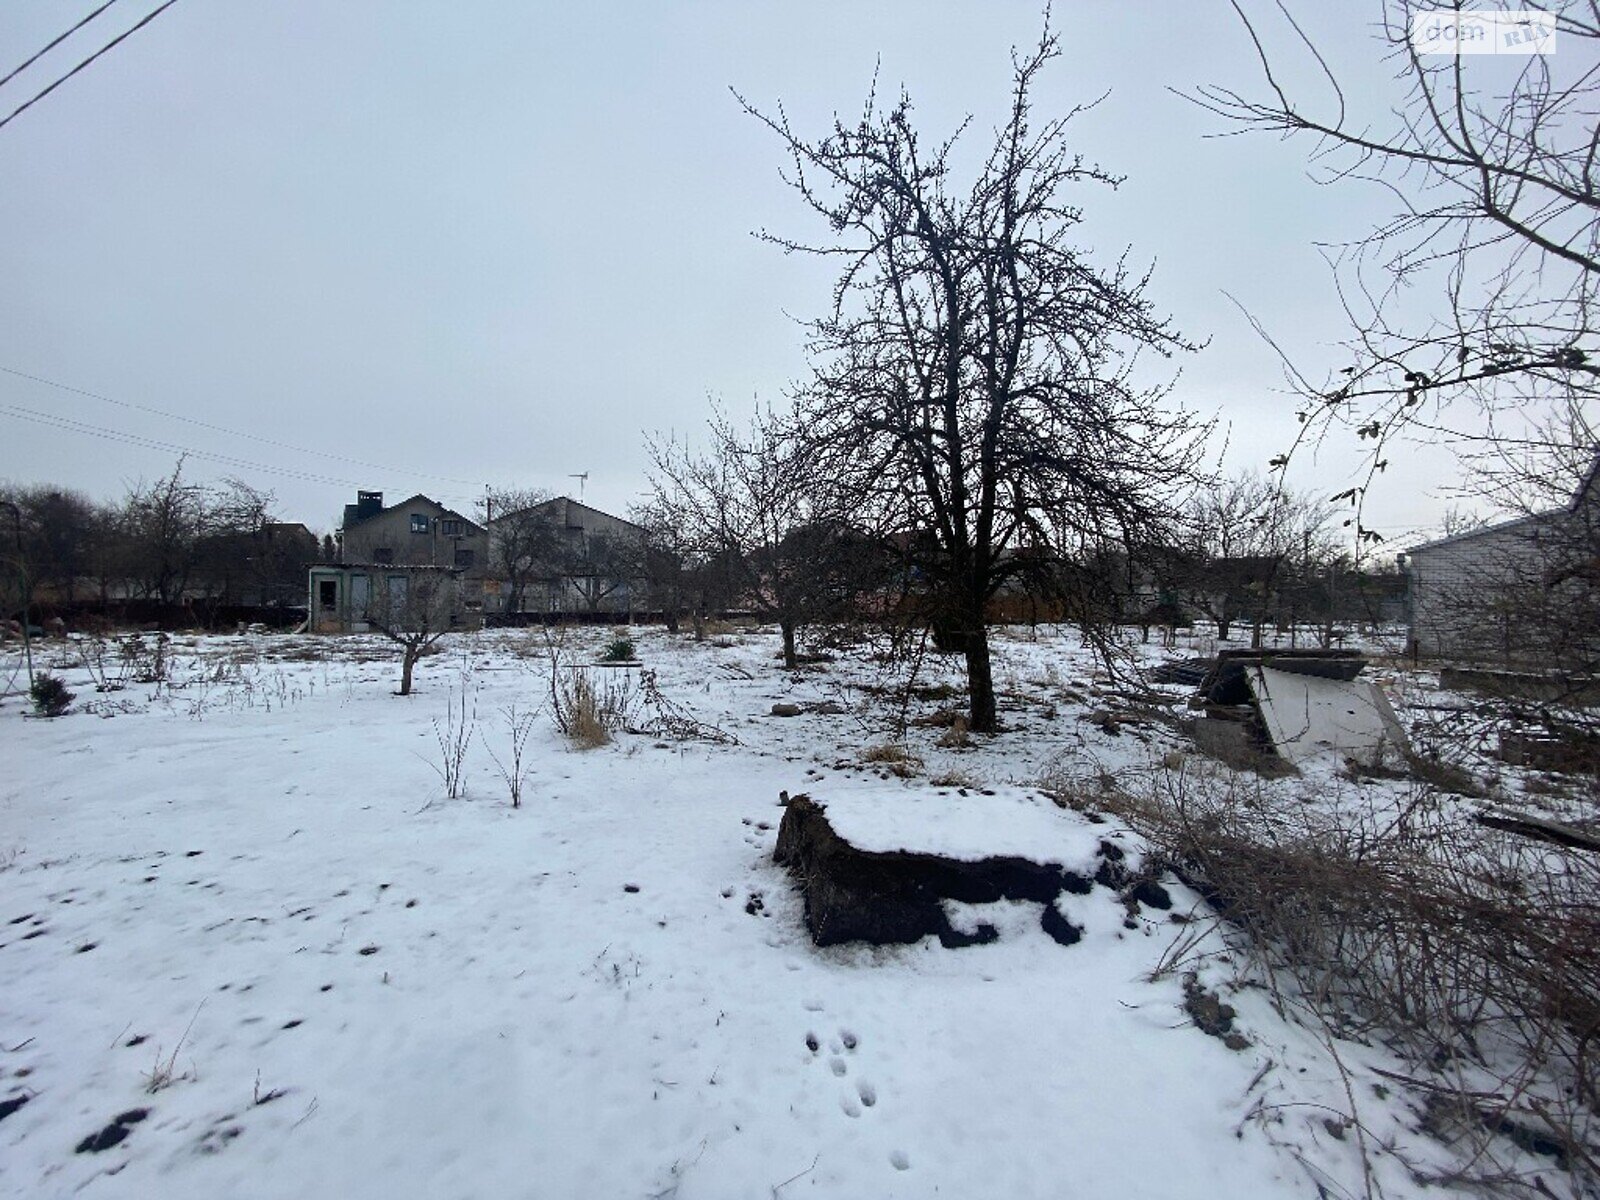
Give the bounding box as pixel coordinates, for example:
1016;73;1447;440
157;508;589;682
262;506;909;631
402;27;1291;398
29;673;73;718
1095;763;1600;1191
600;635;636;663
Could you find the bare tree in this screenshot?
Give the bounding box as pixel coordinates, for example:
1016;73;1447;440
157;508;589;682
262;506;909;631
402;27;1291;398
741;29;1206;728
1175;471;1338;644
560;529;641;615
647;406;866;667
479;487;558;617
1187;0;1600;541
361;570;456;696
120;462;274;605
0;485;104;606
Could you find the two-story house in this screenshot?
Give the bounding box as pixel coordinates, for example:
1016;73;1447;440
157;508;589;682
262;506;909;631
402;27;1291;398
308;491;486;632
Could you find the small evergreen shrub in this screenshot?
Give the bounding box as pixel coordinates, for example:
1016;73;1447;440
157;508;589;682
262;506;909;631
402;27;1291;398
30;673;73;718
600;635;636;663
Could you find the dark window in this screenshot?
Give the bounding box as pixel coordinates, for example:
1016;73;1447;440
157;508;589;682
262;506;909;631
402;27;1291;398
317;579;337;608
441;519;463;537
410;514;430;534
454;548;475;569
374;547;394;563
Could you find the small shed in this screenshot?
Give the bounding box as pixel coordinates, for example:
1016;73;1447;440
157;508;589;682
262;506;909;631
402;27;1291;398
307;563;476;633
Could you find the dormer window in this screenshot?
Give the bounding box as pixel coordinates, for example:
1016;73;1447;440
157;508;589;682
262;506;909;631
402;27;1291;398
410;514;430;534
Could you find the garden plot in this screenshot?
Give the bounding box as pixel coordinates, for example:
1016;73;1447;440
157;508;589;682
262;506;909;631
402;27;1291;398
0;626;1574;1199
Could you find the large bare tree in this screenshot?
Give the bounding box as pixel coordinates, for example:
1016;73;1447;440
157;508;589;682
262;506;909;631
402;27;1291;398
121;462;273;605
741;30;1206;729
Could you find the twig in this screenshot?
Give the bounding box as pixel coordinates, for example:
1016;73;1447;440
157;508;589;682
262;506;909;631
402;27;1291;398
771;1152;820;1197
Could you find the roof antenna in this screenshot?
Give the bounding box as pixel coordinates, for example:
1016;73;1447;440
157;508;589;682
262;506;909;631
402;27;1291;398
569;472;588;501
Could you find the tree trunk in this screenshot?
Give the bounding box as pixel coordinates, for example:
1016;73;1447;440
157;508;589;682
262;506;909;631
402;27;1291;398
965;625;997;733
692;607;706;642
1216;616;1232;642
780;619;798;669
664;608;680;634
400;644;418;695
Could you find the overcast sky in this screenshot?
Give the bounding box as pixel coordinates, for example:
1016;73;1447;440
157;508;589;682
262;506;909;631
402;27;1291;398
0;2;1479;545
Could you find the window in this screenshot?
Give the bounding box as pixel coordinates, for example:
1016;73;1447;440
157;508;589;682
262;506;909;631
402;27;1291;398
441;519;463;537
373;547;394;563
410;513;430;534
454;548;475;569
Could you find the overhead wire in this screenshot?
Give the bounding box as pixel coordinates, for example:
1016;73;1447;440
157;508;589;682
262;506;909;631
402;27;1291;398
0;0;181;135
0;0;121;92
0;402;489;506
1;402;367;488
0;364;488;487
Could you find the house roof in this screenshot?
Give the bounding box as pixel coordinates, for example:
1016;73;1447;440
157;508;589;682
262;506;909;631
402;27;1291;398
345;493;483;534
1404;447;1599;556
316;562;463;573
1402;511;1547;556
490;495;644;533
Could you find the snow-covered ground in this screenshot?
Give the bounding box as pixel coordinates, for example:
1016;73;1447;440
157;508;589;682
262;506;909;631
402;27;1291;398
0;625;1551;1198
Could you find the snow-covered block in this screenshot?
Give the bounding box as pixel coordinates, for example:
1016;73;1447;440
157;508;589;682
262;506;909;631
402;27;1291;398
773;788;1128;948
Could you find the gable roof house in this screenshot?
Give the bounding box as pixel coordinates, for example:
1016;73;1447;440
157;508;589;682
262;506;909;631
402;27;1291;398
486;496;647;619
1402;455;1600;667
308;491;486;633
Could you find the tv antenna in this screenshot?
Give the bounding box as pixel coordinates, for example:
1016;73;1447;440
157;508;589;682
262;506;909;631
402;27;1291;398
569;472;588;500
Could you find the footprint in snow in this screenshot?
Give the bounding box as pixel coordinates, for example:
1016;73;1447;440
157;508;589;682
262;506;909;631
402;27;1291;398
857;1080;877;1107
840;1095;861;1118
890;1150;911;1171
829;1057;847;1077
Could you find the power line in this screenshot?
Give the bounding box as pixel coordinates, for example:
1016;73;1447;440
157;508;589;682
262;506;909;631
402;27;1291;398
0;1;121;92
0;402;490;508
0;402;367;488
0;364;487;488
0;0;180;135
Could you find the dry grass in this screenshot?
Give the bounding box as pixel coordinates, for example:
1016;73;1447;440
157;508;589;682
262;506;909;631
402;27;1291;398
861;741;920;778
564;673;613;750
545;632;636;750
1095;762;1600;1193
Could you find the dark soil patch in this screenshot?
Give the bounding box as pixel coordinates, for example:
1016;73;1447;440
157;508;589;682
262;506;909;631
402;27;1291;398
1183;975;1249;1051
0;1094;30;1122
1040;903;1084;946
76;1109;148;1154
774;794;1106;948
